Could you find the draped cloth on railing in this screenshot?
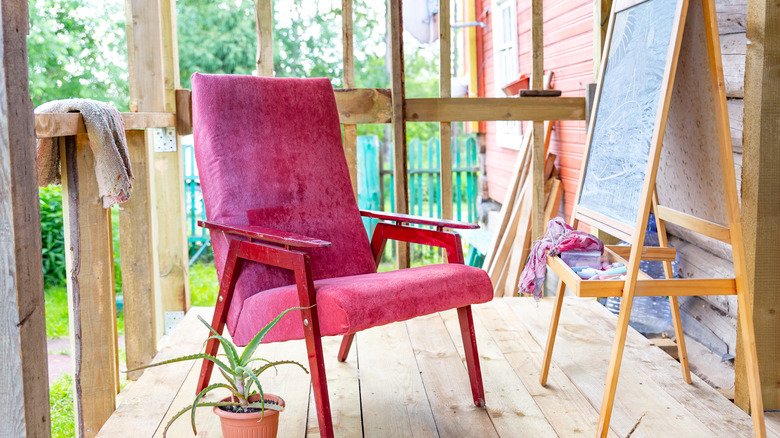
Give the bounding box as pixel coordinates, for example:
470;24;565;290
35;98;133;207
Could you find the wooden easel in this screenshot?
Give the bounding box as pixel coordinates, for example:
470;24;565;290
537;0;767;436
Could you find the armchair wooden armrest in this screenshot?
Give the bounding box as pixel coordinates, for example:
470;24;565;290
199;220;331;248
360;209;479;230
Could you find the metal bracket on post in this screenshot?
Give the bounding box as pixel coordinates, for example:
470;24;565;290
164;310;185;334
152;127;177;152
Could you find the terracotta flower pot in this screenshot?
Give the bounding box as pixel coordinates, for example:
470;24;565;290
213;394;285;438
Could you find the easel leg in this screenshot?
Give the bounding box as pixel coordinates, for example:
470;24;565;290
668;296;692;383
597;304;633;437
653;195;692;383
540;279;566;386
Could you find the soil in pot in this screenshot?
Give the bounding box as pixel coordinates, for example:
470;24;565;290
213;394;285;438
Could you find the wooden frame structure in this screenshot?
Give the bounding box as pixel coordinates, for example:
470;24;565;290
538;0;766;436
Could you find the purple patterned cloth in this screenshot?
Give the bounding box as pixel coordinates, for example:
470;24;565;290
518;217;604;299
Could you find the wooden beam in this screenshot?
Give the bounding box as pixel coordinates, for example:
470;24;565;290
255;0;273;77
158;0;190;317
440;0;453;222
390;0;409;269
175;89;192;135
593;0;614;80
34;112;175;138
61;135;118;437
405;97;586;122
738;0;780;411
342;0;358;198
604;245;677;262
654;205;731;243
334;88;393;124
0;1;50;435
531;0;545;240
119;131;161;380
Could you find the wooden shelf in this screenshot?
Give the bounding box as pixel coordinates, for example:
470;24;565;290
547;248;737;298
35;112;175;138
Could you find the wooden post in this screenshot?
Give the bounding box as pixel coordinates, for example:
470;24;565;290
159;0;190;313
0;2;51;435
61;135;119;437
119;130;161;380
440;0;453;222
737;0;780;411
593;0;614;80
255;0;274;77
343;0;358;198
126;0;189;339
390;0;410;269
531;0;545;239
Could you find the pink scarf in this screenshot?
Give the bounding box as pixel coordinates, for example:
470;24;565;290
519;217;603;299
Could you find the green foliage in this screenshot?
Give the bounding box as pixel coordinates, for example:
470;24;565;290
127;310;308;436
189;261;220;307
50;374;75;438
39;186;66;286
27;0;129;110
176;0;258;89
45;285;69;339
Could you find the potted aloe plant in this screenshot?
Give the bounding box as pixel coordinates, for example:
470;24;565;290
128;308;308;438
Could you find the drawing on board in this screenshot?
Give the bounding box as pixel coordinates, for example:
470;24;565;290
577;0;678;226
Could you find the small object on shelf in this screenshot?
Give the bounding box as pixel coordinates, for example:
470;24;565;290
560;250;603;269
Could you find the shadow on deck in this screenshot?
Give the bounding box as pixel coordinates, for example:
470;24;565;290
98;297;780;437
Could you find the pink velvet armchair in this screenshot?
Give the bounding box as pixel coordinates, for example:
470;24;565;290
191;73;493;437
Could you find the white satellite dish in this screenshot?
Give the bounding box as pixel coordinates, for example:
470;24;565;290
403;0;439;44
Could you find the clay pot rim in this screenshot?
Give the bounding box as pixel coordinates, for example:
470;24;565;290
212;394;285;421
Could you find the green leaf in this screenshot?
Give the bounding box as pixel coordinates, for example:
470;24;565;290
236;366;263;412
162;401;238;438
190;383;241;435
125;352;236;377
239;307;303;364
198;315;240;367
253;360;309;378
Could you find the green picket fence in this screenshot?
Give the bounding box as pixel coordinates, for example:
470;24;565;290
358;134;479;263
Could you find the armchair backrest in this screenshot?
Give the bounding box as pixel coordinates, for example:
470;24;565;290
192;73;377;332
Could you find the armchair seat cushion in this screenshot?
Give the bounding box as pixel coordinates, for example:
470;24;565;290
231;263;493;345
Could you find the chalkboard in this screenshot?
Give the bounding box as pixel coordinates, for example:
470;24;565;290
577;0;678;227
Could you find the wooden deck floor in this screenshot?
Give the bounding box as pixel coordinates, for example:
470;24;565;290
99;297;780;437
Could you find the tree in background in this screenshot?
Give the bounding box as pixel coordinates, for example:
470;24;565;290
27;0;129;110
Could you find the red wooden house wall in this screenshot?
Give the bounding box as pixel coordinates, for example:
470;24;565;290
475;0;592;221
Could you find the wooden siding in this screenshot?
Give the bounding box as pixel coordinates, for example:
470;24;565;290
478;0;591;221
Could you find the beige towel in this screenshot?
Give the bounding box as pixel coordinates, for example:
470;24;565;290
36;99;133;207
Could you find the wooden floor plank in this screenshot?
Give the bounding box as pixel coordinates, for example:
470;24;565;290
568;297;759;437
99;301;764;438
474;300;619;438
405;314;499;438
97;307;213;438
439;309;556;436
306;335;362;437
357;323;439;438
508;297;725;437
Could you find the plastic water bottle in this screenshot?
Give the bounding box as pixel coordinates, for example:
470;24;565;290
603;215;675;334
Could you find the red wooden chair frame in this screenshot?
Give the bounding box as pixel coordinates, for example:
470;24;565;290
196;210;485;438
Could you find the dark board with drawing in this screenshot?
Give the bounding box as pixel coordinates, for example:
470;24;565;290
577;0;679;228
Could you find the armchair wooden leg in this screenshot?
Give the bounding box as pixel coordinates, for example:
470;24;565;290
302;318;335;438
540;279;566;386
337;333;355;362
457;306;485;407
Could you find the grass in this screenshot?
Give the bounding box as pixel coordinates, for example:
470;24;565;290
189;260;219;306
45;286;70;339
49;375;75;438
